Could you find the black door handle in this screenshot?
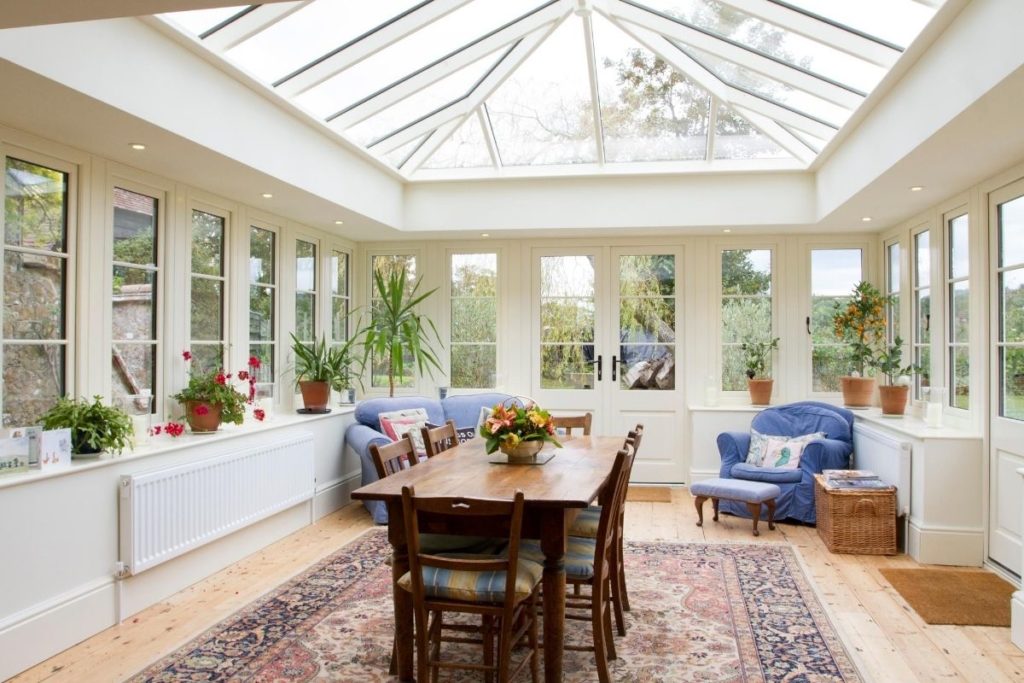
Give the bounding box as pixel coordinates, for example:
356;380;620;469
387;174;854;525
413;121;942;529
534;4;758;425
611;356;618;382
806;316;811;335
589;355;602;382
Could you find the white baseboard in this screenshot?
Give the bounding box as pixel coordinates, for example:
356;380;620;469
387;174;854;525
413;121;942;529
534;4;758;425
0;578;116;681
1012;591;1024;653
313;471;361;521
908;520;985;566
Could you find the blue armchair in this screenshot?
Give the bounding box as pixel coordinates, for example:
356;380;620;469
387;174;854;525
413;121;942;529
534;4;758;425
716;401;854;524
346;393;516;523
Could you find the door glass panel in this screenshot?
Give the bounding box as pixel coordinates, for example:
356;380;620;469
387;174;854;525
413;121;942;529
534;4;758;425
540;255;595;389
1003;348;1024;421
1002;269;1024;344
885;242;900;342
810;248;860;391
1001;197;1024;267
619;254;675;390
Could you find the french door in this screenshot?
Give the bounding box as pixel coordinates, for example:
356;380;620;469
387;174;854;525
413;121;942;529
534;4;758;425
530;246;685;482
989;179;1024;574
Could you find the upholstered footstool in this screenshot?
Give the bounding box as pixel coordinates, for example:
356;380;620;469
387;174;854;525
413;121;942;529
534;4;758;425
690;478;781;536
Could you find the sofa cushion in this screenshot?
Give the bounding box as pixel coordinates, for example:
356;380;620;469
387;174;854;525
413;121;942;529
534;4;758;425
730;462;803;484
441;393;516;429
752;403;851;442
762;432;825;469
355;397;444;431
379;408;430;455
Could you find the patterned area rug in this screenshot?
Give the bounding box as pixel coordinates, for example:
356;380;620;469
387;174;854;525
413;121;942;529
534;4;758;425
132;530;860;682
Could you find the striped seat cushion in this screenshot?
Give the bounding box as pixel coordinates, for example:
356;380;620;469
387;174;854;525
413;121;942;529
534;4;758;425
398;555;542;604
568;505;602;539
519;537;597;581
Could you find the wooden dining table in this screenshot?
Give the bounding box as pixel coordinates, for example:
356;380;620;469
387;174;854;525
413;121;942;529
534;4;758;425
351;435;623;683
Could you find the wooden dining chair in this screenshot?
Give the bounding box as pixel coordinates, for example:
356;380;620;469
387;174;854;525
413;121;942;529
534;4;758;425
520;448;633;683
552;412;592;438
421;419;459;458
398;486;541;683
369;434;419;479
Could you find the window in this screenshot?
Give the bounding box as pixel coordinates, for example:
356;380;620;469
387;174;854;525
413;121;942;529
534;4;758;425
112;187;158;408
249;226;276;380
190;209;226;372
539;255;596;390
371;254;416;388
885;241;900;343
947;213;969;409
912;229;931;399
721;249;772;391
2;156;70;426
450;252;497;388
295;238;318;345
997;195;1024;420
330;248;352;376
810;248;862;392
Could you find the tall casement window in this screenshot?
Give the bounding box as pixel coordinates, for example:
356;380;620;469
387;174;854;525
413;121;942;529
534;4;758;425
295;239;318;346
998;195;1024;421
371;254;416;389
913;229;931;398
721;249;772;391
885;242;901;343
2;157;70;426
112;187;158;406
450;252;497;389
190;209;226;372
249;226;276;379
947;213;969;409
810;248;862;392
331;249;351;345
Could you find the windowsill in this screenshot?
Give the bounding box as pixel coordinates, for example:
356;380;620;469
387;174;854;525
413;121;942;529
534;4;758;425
0;406;356;491
853;408;982;440
688;404;772;412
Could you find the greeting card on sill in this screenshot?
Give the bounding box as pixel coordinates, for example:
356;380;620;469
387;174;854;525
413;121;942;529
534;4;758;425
8;426;41;465
0;436;30;475
39;429;72;471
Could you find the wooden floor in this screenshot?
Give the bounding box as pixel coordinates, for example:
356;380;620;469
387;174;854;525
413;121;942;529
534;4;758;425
12;488;1024;683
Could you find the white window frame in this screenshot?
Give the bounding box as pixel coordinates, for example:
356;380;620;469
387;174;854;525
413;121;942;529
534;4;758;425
884;237;902;346
446;248;501;391
944;206;970;412
247;219;281;384
911;224;932;400
293;232;321;346
187;200;232;373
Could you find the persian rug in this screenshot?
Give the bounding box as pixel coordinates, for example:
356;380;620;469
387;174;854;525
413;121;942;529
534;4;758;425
879;567;1015;626
132;530;861;682
625;486;674;503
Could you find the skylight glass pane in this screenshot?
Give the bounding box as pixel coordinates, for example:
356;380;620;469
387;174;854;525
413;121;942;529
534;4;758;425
295;0;543;119
226;0;422;83
713;104;789;160
781;123;829;152
348;52;499;146
163;5;250;36
635;0;885;92
780;0;937;48
487;17;598;166
679;44;850;127
384;135;428;169
592;14;708;163
423;115;493;169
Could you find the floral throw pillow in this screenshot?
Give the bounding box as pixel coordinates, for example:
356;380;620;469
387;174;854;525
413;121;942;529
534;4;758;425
761;431;828;469
378;408;429;456
745;429;781;465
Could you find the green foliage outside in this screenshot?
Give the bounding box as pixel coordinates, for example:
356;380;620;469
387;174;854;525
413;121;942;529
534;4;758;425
450;255;497;388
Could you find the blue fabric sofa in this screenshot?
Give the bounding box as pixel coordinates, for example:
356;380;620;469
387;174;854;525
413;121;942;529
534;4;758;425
715;401;854;524
346;392;516;523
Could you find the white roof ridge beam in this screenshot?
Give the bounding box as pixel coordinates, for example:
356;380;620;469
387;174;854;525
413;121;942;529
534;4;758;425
730;104;816;165
607;0;862;110
611;20;836;139
276;0;478;98
710;0;900;68
203;2;311;52
367;24;559;154
403;117;466;172
329;1;568;130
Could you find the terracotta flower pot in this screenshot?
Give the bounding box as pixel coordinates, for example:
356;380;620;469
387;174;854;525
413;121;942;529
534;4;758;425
747;378;774;405
298;380;330;411
186;401;223;433
840;376;876;408
879;384;910;415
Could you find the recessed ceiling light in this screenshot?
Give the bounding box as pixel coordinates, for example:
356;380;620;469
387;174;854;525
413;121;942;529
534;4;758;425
910;186;924;192
862;216;873;222
130;143;146;151
261;193;273;199
481;233;490;238
334;220;344;225
723;229;732;233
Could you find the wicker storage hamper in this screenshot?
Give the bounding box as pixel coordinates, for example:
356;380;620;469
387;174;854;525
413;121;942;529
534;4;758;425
814;474;897;555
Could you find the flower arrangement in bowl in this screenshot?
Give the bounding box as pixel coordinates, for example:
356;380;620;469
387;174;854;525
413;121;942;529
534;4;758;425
167;351;264;433
480;401;562;463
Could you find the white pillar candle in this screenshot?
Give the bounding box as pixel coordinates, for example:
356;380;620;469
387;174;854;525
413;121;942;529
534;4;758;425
132;414;151;446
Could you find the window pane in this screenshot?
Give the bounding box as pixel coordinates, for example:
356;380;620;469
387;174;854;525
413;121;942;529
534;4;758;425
887;243;901;293
4;252;65;340
113;188;157;265
372;254;416;293
620;255;675;296
811;249;861;297
295;292;316;343
541;345;594;390
778;0;936;48
250;285;274;341
450;344;496;389
948;214;969;280
113;267;156;341
886;242;900;341
4;157;67;251
190;278;223;340
541;255;593;297
1001;197;1024;268
452;253;497;297
191;210;224;276
951;346;969;411
620;344;674;390
163;5;249;36
950;281;969;344
332;250;349;297
250;227;275;285
189;343;223;373
915;230;930;286
296;239;316;291
422;116;493;170
914;345;931;395
330;298;348;342
1003;347;1024;421
812;345;852;392
714;104;788;160
722;250;770;295
2;343;64;427
112;343;155;401
811;249;861;392
541;300;595;343
620;297;675;343
248;343;274;382
721;296;771;344
1002;269;1024;344
452;299;497;343
371;351;415;389
916;289;931;344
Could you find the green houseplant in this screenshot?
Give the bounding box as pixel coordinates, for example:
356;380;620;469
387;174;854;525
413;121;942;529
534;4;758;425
170;351;251;432
291;333;348;410
39;395;133;456
362;266;443;397
874;336;920;415
740;336;779;405
832;281;891;407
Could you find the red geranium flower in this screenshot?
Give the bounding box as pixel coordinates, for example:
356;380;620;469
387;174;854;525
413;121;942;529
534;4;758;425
194;404;209;416
182;350;192;361
248;356;262;369
151;425;162;436
254;408;266;422
237;370;249;381
215;373;227;385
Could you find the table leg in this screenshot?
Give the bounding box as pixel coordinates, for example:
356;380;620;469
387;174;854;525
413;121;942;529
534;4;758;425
540;511;567;682
387;501;415;682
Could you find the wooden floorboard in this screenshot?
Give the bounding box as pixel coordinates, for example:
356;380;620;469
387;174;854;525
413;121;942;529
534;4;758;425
11;488;1022;682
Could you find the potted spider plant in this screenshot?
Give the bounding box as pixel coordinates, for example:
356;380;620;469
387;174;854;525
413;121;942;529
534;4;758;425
740;337;779;405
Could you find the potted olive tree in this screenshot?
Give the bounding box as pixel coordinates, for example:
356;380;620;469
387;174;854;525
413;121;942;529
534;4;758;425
740;337;779;405
39;395;133;457
875;336;919;415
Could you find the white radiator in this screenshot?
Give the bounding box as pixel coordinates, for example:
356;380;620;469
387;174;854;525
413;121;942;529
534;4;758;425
852;423;912;516
118;433;315;576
